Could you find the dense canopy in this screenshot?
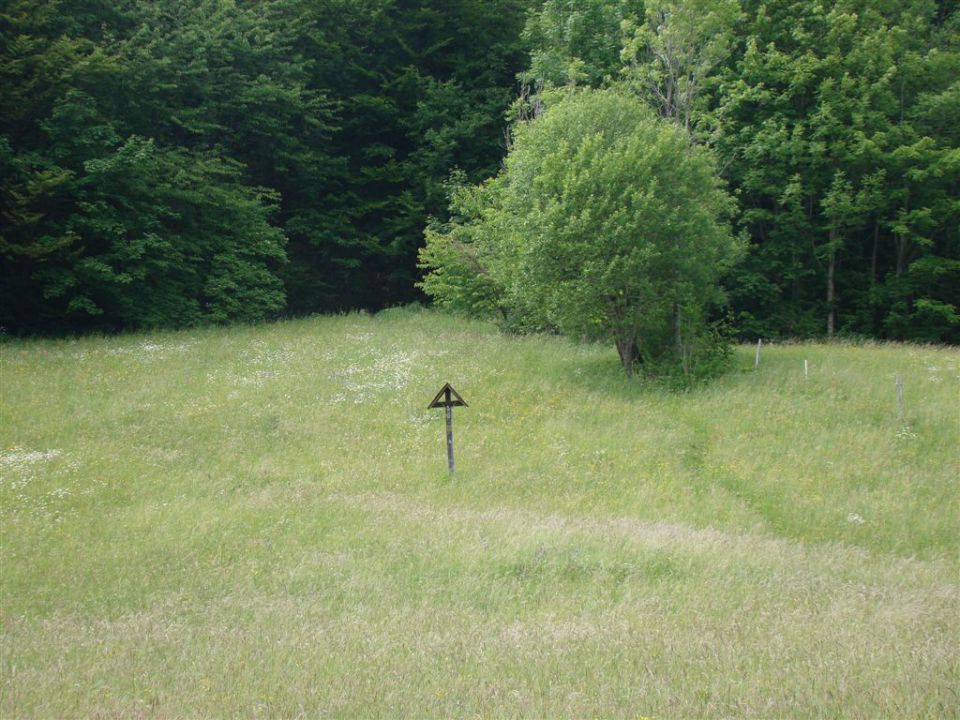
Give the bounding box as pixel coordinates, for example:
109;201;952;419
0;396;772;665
1;0;957;343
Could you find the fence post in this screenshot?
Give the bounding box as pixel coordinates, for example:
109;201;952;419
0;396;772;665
896;374;904;419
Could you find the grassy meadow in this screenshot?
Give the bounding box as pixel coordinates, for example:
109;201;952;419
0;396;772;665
1;308;958;718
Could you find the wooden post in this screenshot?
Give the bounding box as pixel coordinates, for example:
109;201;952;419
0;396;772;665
896;374;904;419
804;359;809;380
754;338;762;370
428;383;468;475
445;403;455;473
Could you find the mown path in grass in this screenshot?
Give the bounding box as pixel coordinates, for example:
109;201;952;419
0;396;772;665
2;308;958;717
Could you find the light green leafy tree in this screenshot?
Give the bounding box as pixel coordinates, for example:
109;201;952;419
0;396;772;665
620;0;742;138
420;89;742;377
417;172;511;322
520;0;644;90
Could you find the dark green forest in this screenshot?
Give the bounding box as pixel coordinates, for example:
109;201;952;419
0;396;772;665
2;0;958;342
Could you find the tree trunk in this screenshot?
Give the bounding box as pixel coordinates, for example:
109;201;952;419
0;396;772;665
870;218;882;334
616;337;640;378
895;233;907;278
827;230;836;337
674;302;689;377
674;302;683;357
896;195;910;279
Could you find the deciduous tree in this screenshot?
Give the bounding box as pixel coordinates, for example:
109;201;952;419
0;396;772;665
420;89;742;377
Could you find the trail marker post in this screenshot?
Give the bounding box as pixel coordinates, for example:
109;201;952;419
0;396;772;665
896;373;904;419
428;383;468;474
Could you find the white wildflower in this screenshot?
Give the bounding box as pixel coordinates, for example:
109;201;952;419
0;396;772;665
0;448;62;466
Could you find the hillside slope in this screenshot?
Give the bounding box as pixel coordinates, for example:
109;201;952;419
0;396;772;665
2;309;958;717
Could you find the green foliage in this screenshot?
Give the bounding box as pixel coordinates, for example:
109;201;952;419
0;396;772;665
2;0;957;345
0;0;534;333
715;0;960;341
284;0;533;312
520;0;643;88
114;0;345;314
418;178;507;320
1;81;286;331
516;0;960;345
620;0;741;138
421;89;742;377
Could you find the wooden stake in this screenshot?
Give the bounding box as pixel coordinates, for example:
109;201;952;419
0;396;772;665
754;339;762;370
896;374;904;419
428;383;467;475
804;359;809;380
445;403;455;474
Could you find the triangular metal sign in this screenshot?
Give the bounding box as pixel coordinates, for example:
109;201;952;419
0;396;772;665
428;382;468;409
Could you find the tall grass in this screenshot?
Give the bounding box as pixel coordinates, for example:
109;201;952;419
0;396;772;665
2;308;958;718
